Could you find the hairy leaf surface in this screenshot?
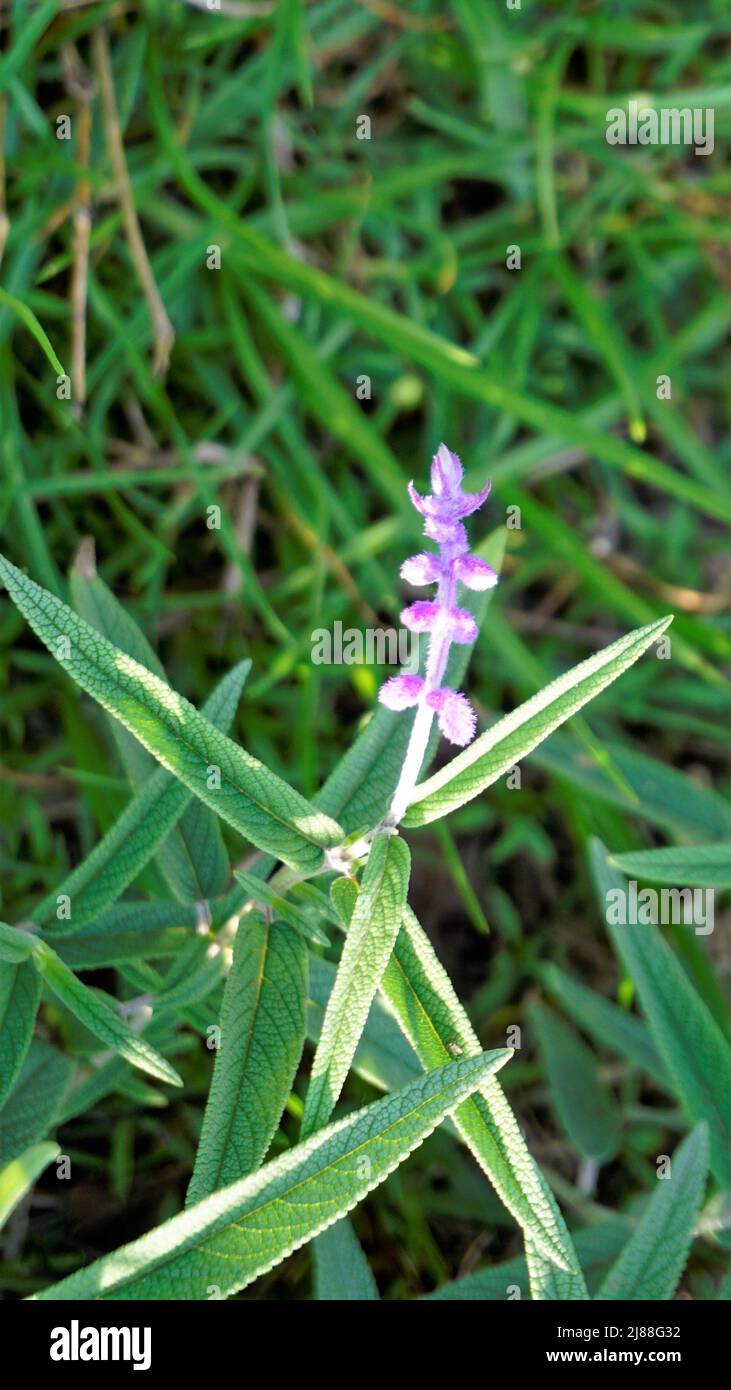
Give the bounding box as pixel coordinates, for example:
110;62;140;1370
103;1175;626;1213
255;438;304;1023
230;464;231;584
590;840;731;1187
330;888;584;1282
30;939;182;1088
0;554;343;871
34;1050;510;1300
0;963;42;1109
404;617;672;826
0;1040;74;1166
187;915;308;1204
0;1142;60;1229
610;842;731;890
314;1217;379;1300
33;661;250;934
302;833;411;1137
531;1002;622;1163
595;1125;709;1301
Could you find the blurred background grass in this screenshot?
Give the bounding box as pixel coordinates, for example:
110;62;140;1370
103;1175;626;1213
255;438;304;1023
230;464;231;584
0;0;729;1297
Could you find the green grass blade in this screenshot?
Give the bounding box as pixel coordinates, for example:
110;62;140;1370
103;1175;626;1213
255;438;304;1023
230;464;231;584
595;1124;709;1301
32;1050;511;1300
141;82;728;526
404;617;672;827
0;287;65;377
0;553;343;871
187;915;308;1205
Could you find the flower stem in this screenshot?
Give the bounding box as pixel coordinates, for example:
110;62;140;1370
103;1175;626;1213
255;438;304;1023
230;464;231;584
387;561;456;824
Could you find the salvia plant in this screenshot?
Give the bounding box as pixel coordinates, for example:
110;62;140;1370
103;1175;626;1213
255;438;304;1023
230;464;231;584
0;442;728;1304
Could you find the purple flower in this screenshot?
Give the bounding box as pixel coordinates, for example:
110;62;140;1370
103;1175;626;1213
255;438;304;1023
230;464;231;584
379;443;495;760
426;688;476;745
379;673;424;710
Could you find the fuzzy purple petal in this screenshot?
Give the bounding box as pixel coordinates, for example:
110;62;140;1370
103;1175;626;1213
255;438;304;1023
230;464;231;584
407;481;430;517
431;443;463;497
453;479;492;518
445;607;479;644
426;688;476;746
454;555;498;590
379;674;425;710
401;600;441;633
400;552;442;586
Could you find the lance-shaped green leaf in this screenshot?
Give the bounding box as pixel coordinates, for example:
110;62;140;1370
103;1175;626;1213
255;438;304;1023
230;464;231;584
308;955;420;1095
72;551;234;899
403;616;673;827
0;962;42;1108
30;938;182;1089
595;1124;709;1301
234;868;330;948
54;901;198;969
372;904;582;1279
316;529;506;834
302;833;411;1138
537;963;667;1090
0;1040;74;1166
329;882;579;1278
70;548;165;789
531;1002;622;1163
55;1016;182;1126
610;842;731;890
0;921;34;964
33;1049;511;1300
425;1217;632;1300
314;1217;379;1300
524;1204;589;1301
536;736;731;844
187;914;308;1205
0;1142;60;1229
591;840;731;1187
0;554;344;872
33;662;250;935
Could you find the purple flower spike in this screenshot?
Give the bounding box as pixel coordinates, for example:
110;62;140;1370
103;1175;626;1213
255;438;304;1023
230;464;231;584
380;443;496;819
379;674;424;710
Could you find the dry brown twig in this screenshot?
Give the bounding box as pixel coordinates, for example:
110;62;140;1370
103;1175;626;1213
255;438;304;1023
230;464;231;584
92;23;175;377
62;44;95;416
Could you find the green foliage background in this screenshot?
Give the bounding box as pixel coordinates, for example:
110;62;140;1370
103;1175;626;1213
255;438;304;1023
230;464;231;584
0;0;729;1299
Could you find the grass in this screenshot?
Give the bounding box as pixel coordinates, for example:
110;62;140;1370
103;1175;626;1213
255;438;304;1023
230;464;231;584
0;0;729;1299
